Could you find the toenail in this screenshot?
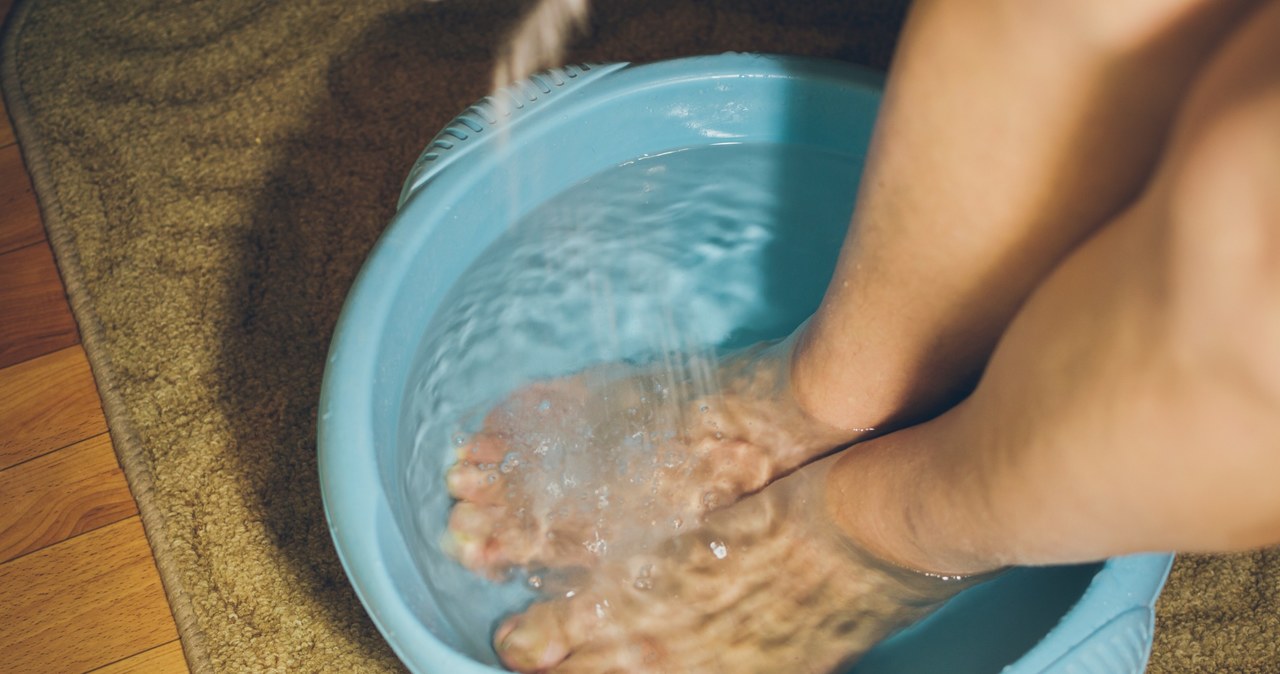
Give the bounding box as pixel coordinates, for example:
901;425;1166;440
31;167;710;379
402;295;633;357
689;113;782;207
494;617;520;647
440;530;483;566
498;620;567;670
445;465;469;492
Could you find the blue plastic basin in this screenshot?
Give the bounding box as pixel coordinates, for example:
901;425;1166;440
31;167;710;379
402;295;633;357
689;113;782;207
318;53;1173;673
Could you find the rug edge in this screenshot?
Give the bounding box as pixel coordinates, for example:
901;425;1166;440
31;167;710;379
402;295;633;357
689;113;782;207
0;2;215;672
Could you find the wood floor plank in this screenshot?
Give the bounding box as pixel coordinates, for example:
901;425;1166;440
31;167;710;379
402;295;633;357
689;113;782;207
0;0;12;147
0;86;14;149
0;240;80;367
0;433;137;564
0;517;178;674
89;641;189;674
0;143;44;255
0;346;108;471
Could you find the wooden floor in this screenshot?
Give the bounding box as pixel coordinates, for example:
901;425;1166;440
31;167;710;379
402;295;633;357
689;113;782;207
0;1;188;671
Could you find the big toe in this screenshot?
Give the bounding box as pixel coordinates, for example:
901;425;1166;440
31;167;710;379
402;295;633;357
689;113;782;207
495;599;582;673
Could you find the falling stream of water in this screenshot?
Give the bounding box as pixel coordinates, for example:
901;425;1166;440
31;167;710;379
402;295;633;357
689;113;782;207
491;0;592;92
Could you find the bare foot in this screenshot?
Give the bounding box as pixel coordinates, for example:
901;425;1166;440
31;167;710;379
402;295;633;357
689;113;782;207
492;457;978;673
443;338;859;578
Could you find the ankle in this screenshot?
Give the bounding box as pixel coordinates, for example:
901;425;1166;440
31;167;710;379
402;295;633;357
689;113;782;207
820;433;1004;578
785;323;885;434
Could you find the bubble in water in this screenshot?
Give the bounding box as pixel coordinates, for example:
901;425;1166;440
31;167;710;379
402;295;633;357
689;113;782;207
527;574;543;589
453;433;467;447
487;474;498;484
633;564;655;591
499;451;521;474
584;531;607;557
710;541;728;559
699;405;709;413
671;517;684;530
537;399;551;412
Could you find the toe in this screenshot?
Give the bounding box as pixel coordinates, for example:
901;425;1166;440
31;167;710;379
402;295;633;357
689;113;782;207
457;431;509;464
445;461;505;504
495;599;582;673
443;502;509;574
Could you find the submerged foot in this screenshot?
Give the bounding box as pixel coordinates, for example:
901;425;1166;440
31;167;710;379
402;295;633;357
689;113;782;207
443;339;859;578
492;457;978;673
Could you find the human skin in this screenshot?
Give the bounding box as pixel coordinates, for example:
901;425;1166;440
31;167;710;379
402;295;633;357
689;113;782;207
456;0;1280;671
790;0;1261;432
827;0;1280;576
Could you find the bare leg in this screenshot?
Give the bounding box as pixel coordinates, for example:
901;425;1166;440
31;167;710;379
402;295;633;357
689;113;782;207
828;0;1280;575
792;0;1258;430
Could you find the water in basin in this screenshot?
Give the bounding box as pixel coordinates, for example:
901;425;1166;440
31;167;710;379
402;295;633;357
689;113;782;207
394;142;1102;670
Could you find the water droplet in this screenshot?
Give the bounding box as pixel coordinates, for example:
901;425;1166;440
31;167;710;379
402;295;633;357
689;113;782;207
702;492;720;508
671;517;683;530
487;474;497;484
710;541;728;559
527;575;543;589
714;432;724;440
699;405;709;413
565;590;576;598
537;399;552;412
453;434;467;447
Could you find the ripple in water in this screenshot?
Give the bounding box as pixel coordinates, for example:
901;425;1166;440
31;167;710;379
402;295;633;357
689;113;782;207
399;143;860;662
